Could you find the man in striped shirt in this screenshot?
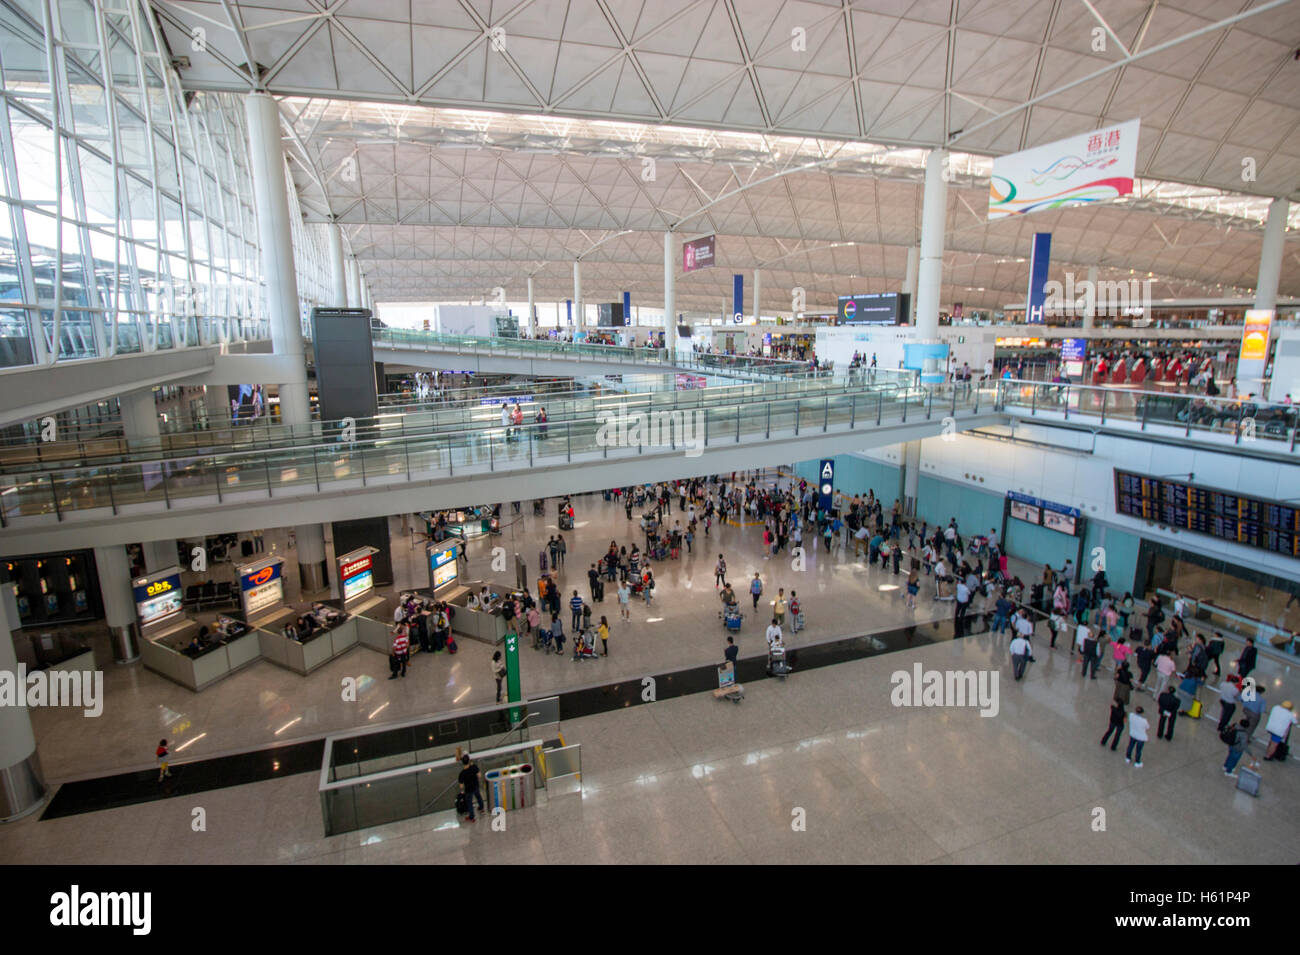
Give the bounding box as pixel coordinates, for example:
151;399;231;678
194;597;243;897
570;590;585;632
390;627;410;679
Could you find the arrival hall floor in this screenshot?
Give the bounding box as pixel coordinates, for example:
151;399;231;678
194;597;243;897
3;626;1297;865
28;485;956;783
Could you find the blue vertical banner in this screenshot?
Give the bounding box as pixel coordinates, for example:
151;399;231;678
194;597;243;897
733;274;744;324
622;290;631;326
818;459;835;512
565;299;572;325
1026;232;1052;324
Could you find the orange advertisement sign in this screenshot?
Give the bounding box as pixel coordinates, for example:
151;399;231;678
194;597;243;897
1239;309;1273;362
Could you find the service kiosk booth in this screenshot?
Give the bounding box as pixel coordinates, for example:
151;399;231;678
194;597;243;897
138;566;259;690
238;557;290;630
432;541;523;646
427;542;463;598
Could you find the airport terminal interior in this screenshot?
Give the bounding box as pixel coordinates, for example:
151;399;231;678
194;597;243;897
1;0;1298;868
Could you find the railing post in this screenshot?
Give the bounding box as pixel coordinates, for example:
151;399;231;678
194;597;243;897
1031;386;1036;416
926;388;933;419
108;472;118;514
359;446;367;487
448;436;453;476
490;434;495;471
263;455;273;497
766;404;771;439
404;438;411;477
950;388;957;417
795;402;800;435
1235;405;1244;445
823;395;829;432
1063;386;1070;420
850;394;856;428
1100;389;1107;425
312;447;320;491
877;391;882;425
704;406;709;447
735;404;741;443
566;421;572;462
1141;398;1148;431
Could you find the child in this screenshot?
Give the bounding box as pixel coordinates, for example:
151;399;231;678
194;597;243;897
156;739;172;782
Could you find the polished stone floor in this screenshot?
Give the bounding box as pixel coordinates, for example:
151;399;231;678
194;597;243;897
28;477;956;782
4;626;1296;864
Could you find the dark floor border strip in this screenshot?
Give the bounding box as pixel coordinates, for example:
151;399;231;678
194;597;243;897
39;615;960;820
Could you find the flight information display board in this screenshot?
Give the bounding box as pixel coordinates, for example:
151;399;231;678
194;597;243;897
1114;470;1300;558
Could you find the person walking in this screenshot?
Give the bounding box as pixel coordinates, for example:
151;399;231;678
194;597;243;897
1263;700;1297;761
617;581;631;622
156;739;172;782
1100;699;1126;751
569;590;584;632
1236;636;1257;681
905;567;919;609
773;588;788;627
750;572;763;610
588;564;601;601
1206;631;1225;678
1241;685;1267;738
1157;685;1180;741
1152;648;1177;698
1222;719;1253;778
1009;631;1032;681
715;554;727;588
1217;675;1242;733
598;616;609;656
1125;706;1149;767
492;651;507;703
724;635;738;666
390;626;410;679
555;534;567;570
457;754;485;822
1080;624;1100;679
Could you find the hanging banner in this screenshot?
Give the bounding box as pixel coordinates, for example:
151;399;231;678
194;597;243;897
733;274;744;326
1239;309;1273;362
682;235;716;273
622;291;631;325
504;629;522;725
1026;232;1052;324
989;119;1140;220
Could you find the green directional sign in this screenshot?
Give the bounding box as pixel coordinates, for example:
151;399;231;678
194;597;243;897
503;630;522;725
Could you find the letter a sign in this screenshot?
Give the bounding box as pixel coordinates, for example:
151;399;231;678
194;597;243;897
818;459;835;511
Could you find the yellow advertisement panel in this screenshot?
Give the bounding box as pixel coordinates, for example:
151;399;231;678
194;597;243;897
1239;309;1273;362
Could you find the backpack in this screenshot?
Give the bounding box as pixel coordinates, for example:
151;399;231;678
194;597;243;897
1219;726;1238;746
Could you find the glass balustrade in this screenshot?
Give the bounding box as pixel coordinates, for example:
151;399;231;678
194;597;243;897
0;377;978;524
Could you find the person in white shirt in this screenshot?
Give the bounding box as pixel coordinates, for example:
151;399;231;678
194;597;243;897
1125;706;1149;767
933;558;950;598
1173;595;1186;619
1264;701;1298;760
765;619;783;650
465;592;481;610
1014;611;1034;643
1009;633;1032;680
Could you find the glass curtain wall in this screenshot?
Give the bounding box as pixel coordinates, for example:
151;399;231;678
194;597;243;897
0;0;329;368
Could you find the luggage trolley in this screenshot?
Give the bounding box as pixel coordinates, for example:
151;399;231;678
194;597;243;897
767;643;792;678
720;603;743;631
713;662;744;703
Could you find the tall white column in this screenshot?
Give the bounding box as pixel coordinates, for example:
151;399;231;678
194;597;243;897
1082;265;1098;333
1255;197;1288;311
526;275;536;337
361;281;371;312
664;232;676;353
915;150;947;383
244;92;311;428
328;222;346;305
94;544;140;663
915;150;947;339
753;268;762;323
904;244;919;324
901;440;922;517
0;586;45;820
142;540;177;574
119;388;160;450
573;260;583;330
347;257;362;310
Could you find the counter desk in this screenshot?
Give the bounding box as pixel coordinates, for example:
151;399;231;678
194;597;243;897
139;617;260;691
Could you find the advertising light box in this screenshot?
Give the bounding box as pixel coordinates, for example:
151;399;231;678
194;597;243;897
133;568;184;628
682;235;715;273
838;293;901;325
239;559;284;618
337;547;378;604
428;544;459;592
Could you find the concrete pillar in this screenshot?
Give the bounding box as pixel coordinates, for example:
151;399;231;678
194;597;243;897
904;244;919;324
94;544;140;663
244;92;311;428
347;258;362;310
526;275;536;337
1082;265;1098;333
1255;197;1288;312
142;540;177;574
900;441;922;517
753;268;762;324
328;222;346;306
119;388;160;450
296;523;328;593
664;232;676;354
0;586;45;820
915;150;947;382
573;260;583;330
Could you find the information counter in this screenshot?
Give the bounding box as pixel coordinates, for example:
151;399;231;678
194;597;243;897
446;580;526;646
139;614;260;691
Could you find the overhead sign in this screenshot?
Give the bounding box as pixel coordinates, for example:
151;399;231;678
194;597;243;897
989;118;1140;220
1007;491;1081;536
818;459;835;512
682;235;715;273
733;274;744;323
1025;232;1052;324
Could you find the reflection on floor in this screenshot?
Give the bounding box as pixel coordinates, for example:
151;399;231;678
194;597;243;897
5;626;1297;864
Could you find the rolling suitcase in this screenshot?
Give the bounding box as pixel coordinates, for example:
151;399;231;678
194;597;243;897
1235;766;1261;797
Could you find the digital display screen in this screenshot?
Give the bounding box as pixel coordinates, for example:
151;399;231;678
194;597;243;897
342;569;374;602
1114;470;1300;558
1042;509;1077;535
838;293;901;325
433;562;458;589
137;589;183;627
1010;501;1040;524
